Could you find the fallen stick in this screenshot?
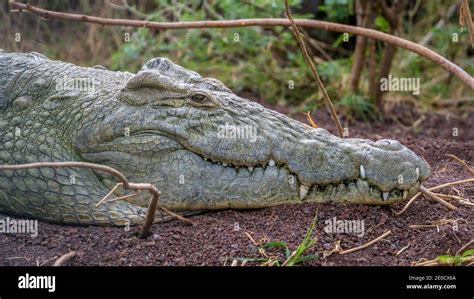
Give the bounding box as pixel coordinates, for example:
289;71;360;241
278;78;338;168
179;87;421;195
419;186;457;210
159;206;194;225
395;243;411;256
103;191;140;204
433;192;465;201
395;178;474;215
427;178;474;192
409;217;465;229
96;183;123;207
413;259;438;266
433;192;473;206
394;192;422;215
460;200;474;206
339;230;392;255
37;256;59;267
244;231;269;259
53;251;77;266
456;239;473;255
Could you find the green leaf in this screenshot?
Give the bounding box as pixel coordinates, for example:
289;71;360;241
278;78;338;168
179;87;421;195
259;241;288;249
284;214;318;266
259;241;291;259
375;16;390;32
436;255;455;264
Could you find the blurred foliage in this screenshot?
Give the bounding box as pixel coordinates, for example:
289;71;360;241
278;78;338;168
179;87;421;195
318;0;353;21
111;0;319;106
339;94;376;122
1;0;473;120
374;15;390;32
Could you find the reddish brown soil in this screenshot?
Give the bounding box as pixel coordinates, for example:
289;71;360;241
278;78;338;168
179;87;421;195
0;107;472;266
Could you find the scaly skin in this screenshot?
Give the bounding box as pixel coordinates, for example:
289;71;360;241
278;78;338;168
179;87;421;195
0;52;431;226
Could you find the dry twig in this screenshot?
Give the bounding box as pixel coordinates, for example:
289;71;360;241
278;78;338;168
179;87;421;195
428;178;474;191
419;185;457;210
409;217;466;229
394;192;422;215
338;230;392;255
395;178;474;215
395;243;411;256
37;256;59;267
323;230;392;258
456;239;473;255
303;111;318;128
96;183;123;207
53;251;77;266
284;0;343;137
460;0;474;47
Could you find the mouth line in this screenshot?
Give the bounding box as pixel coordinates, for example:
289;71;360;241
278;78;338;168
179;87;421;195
184;148;418;203
99;130;421;203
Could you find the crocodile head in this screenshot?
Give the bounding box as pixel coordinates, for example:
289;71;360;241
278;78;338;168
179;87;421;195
73;57;431;210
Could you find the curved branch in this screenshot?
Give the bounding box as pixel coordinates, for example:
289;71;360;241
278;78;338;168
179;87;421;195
9;1;474;89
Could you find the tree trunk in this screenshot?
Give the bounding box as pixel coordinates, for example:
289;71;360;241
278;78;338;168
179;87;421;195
375;0;406;104
350;0;371;92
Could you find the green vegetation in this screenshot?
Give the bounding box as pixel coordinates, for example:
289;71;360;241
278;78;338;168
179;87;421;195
339;93;376;122
111;0;316;107
436;249;474;266
231;215;318;266
2;0;472;120
110;0;474;119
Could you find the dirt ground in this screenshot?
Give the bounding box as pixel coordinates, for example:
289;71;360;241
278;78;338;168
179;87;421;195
0;104;472;266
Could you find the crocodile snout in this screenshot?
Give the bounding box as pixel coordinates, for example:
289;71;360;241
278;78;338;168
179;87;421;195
271;131;431;204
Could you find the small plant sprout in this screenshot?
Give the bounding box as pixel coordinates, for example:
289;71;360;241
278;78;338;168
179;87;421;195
230;214;319;267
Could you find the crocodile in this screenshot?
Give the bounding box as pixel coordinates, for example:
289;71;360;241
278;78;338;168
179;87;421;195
0;52;431;226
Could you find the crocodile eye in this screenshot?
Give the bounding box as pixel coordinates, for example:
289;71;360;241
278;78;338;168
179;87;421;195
190;92;208;103
189;91;218;108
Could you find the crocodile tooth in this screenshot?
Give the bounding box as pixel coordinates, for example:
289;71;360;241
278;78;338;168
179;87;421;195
268;159;276;167
360;165;366;179
402;190;408;199
299;185;310;200
415;167;419;180
248;167;254;173
223;163;228;167
382;191;389;201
